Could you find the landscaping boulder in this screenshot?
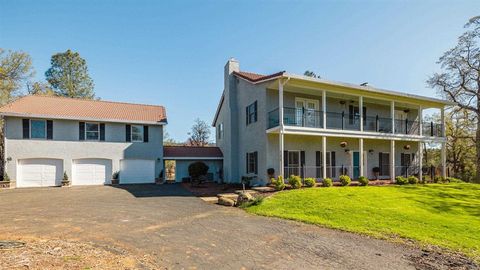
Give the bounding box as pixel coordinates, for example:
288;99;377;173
218;196;235;206
236;192;254;205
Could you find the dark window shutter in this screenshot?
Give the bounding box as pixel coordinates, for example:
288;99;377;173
79;122;85;141
143;126;149;142
246;153;249;173
379;152;383;173
316;151;321;178
401;153;405;166
100;123;105;141
246;106;249;125
254;101;258;122
254;151;258;174
331;151;336;178
126;125;131;142
46;120;53;140
22;119;29;139
300;151;305;178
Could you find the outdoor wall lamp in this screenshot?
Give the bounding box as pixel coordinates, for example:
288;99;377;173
345;149;351;154
6;157;12;162
368;149;374;154
404;145;411;150
340;141;348;148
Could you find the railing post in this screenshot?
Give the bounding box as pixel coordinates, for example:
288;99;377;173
341;111;345;130
302;107;305;127
375;115;379;132
430;121;434;137
405;118;408;134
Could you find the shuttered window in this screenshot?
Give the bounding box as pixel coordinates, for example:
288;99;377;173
246;151;258;174
246;101;257;125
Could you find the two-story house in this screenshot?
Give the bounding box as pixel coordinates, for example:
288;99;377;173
213;59;453;185
0;95;166;188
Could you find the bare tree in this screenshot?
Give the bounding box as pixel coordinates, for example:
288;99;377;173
187;118;211;146
427;16;480;183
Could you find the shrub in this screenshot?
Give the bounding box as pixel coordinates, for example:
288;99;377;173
112;171;119;180
288;175;302;189
2;173;10;182
63;171;69;181
238;196;264;208
434;176;446;183
339;175;351;186
358;176;369;186
446;177;463;183
323;178;333;187
395;176;408;185
272;176;285;191
188;161;209;178
407;176;419;184
304;177;316;187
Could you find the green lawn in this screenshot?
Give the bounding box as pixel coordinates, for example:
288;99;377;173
246;183;480;261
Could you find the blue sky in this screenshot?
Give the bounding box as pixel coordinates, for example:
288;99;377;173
1;0;478;141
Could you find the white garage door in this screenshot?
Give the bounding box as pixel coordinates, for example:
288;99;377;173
18;159;63;188
120;159;155;184
73;159;112;186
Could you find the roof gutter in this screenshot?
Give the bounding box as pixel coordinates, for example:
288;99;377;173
0;112;167;126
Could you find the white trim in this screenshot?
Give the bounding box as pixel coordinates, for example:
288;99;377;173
29;119;47;140
1;112;166;126
163;157;223;160
267;125;447;142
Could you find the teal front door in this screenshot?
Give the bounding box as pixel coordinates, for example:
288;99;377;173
353;152;360;179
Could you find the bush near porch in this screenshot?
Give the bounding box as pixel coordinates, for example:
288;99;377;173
246;183;480;262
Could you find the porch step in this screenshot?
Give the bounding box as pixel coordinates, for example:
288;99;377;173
200;196;219;203
251;186;275;193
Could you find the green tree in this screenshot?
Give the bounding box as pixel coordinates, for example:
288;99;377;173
0;48;34;104
428;16;480;183
27;81;55;96
45;49;95;99
304;70;320;79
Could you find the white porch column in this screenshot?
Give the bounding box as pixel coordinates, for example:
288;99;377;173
279;80;285;178
322;90;327;129
390;140;396;181
322;136;327;179
418;141;423;181
441;106;446;137
419;106;423;136
359;138;364;176
391;101;395;134
359;96;363;132
441;142;447;178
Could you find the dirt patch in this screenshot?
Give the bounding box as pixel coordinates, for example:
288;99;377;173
408;247;478;270
0;237;158;270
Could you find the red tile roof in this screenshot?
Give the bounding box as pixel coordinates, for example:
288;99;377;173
164;146;223;158
0;95;167;124
233;71;285;83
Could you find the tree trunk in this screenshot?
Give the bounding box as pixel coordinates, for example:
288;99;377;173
475;116;480;183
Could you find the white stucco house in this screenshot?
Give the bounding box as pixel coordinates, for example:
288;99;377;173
0;95;167;188
213;59;454;185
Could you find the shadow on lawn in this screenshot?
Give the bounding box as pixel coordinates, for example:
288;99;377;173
396;184;480;217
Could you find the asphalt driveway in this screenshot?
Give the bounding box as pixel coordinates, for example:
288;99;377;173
0;184;432;269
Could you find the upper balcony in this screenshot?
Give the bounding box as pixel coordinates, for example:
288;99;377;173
267;107;443;137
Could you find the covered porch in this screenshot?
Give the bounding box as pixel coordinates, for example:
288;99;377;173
267;134;446;181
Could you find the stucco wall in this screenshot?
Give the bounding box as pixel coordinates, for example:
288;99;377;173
4;116;164;186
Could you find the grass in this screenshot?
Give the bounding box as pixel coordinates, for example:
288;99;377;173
246;183;480;261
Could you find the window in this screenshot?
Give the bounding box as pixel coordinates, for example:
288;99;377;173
30;120;46;139
217;123;224;140
246;151;257;174
131;125;144;142
246;101;257;125
85;123;99;140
